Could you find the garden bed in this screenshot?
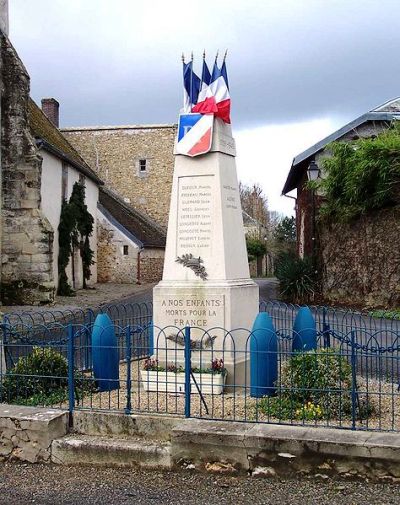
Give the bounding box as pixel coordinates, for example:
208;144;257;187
71;361;400;432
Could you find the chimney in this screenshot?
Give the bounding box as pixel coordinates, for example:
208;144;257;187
41;98;60;128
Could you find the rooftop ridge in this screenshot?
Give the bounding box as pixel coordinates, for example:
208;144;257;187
61;124;177;132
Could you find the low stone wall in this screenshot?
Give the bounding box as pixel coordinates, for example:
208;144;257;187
140;249;164;283
0;404;68;463
1;407;400;480
319;206;400;307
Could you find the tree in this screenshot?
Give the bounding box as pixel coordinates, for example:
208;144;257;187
239;182;269;226
274;216;296;245
246;236;267;262
57;182;95;295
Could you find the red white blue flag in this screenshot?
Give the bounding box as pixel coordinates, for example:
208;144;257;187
176;113;214;157
192;58;231;124
177;54;231;157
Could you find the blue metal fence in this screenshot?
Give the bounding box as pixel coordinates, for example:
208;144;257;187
0;301;399;432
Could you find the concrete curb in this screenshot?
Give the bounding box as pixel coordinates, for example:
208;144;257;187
171;419;400;480
0;406;399;480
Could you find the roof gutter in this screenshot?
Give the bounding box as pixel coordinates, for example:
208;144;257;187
36;138;104;186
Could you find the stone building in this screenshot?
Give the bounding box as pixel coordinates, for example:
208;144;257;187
282;98;400;306
62;124;177;229
0;24;102;304
97;186;166;284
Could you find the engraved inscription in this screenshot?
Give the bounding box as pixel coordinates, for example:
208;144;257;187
223;184;238;210
161;295;224;328
177;176;214;256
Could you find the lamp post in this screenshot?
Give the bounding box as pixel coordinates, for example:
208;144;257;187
307;161;320;271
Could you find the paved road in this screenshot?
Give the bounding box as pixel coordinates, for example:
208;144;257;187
0;463;398;505
114;278;279;306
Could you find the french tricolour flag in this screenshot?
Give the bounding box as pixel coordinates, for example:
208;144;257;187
192;59;231;124
183;61;200;113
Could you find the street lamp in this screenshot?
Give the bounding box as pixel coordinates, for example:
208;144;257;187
307;160;320;182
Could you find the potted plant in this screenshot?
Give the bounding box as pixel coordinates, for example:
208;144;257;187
140;358;227;395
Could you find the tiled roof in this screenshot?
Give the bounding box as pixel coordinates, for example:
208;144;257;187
99;186;166;248
28;99;102;185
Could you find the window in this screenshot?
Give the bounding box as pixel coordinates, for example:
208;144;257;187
123;245;129;256
139;159;147;172
61;163;68;200
79;173;86;185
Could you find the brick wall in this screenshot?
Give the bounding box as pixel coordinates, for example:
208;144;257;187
62;125;177;229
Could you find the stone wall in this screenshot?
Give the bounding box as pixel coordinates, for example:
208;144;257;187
0;405;68;463
319;206;400;307
140;248;164;283
97;219;138;284
0;35;55;304
62;125;176;229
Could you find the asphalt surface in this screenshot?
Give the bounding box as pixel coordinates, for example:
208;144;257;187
0;463;398;505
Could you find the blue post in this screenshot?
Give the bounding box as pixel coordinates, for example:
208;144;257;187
91;313;120;392
67;324;75;415
350;331;357;430
125;326;132;415
292;307;317;352
250;312;278;398
148;324;154;356
184;326;191;418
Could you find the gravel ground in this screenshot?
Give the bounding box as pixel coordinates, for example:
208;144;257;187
0;463;398;505
74;361;400;431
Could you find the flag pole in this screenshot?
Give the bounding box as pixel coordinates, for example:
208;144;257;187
190;51;194;110
201;49;205;88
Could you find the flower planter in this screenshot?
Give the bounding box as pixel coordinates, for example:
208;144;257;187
140;370;226;395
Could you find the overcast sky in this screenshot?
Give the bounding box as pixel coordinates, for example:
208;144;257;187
10;0;400;215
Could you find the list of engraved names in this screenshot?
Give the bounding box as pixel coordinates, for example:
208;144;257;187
177;175;214;256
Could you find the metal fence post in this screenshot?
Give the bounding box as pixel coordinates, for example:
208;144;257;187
322;307;331;348
184;326;191;418
350;331;357;430
67;324;75;418
125;326;132;415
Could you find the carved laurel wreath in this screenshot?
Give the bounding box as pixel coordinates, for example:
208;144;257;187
166;333;217;350
176;253;208;280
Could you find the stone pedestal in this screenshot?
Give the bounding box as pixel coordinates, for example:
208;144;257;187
153;118;258;383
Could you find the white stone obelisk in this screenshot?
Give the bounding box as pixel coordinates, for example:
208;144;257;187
153;117;258;382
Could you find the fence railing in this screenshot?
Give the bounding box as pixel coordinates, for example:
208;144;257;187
0;319;398;432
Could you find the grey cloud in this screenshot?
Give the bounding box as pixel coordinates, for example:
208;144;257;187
11;0;400;129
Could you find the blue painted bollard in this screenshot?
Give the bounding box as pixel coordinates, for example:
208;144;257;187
250;312;278;398
92;313;120;392
292;307;317;352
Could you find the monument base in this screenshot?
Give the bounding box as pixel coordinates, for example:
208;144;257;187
153;279;259;385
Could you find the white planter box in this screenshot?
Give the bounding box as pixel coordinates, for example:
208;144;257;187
140;370;226;395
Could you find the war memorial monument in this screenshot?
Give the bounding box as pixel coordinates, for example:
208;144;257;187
153;54;258;381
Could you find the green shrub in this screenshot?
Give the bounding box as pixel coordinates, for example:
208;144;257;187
257;348;373;422
310;123;400;222
279;348;352;418
256;396;324;421
246;236;266;262
2;347;68;402
275;253;317;303
2;347;95;406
